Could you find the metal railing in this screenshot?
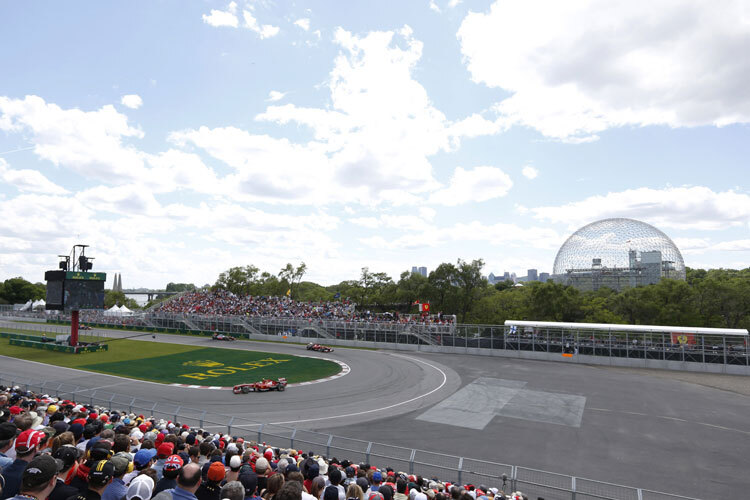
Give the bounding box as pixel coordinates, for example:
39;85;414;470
0;372;701;500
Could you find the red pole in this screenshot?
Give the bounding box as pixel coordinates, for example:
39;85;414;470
71;310;79;347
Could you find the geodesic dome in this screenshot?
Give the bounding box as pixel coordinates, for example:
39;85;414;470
553;218;685;279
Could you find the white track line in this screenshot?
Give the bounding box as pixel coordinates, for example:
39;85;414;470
267;353;449;425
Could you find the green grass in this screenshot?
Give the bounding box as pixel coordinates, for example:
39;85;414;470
0;336;340;385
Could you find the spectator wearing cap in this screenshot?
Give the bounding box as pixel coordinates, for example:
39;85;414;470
50;447;81;500
70;440;112;493
152;443;174;482
125;449;157;485
221;481;245;500
66;459;115;500
393;480;407;500
195;461;224;500
365;472;382;496
153;462;202;500
5;453;62;500
101;453;131;500
126;475;154;500
238;471;260;500
327;469;345;500
154;455;184;497
226;455;242;485
0;422;17;469
0;429;45;500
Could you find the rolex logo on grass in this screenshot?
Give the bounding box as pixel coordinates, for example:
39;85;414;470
182;360;224;367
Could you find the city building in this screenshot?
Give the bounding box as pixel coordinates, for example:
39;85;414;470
411;266;427;277
527;269;538;281
552;218;685;292
539;272;550;282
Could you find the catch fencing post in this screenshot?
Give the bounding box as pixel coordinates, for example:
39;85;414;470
228;416;235;435
365;442;372;464
90;390;96;406
290;428;297;449
326;435;333;456
200;410;206;428
151;402;158;415
571;476;576;500
409;449;416;475
636;489;643;500
129;398;136;413
457;457;463;485
108;394;115;411
258;423;264;443
174;406;182;423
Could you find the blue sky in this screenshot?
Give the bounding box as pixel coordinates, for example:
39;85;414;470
1;0;748;288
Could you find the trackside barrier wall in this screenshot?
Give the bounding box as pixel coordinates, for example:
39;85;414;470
0;372;701;500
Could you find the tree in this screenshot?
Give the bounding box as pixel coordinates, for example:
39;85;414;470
165;282;197;293
104;290;139;310
278;262;307;298
527;281;583;322
396;271;429;308
454;259;487;322
0;277;45;304
214;265;260;295
427;262;458;311
357;268;394;305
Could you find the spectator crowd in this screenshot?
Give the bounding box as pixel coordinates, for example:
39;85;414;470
0;386;525;500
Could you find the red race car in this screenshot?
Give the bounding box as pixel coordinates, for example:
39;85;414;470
212;333;236;341
233;378;288;394
306;342;334;353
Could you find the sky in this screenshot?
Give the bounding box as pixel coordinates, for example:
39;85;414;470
0;0;749;289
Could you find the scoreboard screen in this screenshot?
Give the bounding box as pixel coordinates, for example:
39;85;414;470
45;270;106;311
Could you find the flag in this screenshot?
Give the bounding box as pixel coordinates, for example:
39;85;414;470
286;289;291;297
334;292;341;299
671;333;695;345
421;303;430;313
509;325;517;334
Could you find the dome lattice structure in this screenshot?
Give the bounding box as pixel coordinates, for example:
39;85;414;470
553;218;685;291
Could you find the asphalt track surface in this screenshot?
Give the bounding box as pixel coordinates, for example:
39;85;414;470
2;327;750;499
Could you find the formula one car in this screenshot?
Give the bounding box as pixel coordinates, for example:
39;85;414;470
233;378;287;394
79;324;92;330
212;333;236;341
306;342;334;353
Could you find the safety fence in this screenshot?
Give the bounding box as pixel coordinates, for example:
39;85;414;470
0;372;700;500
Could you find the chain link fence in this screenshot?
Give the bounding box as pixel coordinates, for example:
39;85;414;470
0;372;701;500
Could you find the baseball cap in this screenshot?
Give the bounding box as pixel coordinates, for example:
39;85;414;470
373;471;383;482
53;446;80;469
127;475;154;500
157;442;174;458
164;455;184;471
9;406;22;415
15;429;44;453
89;460;115;484
207;461;226;482
239;471;258;496
0;422;17;441
110;454;131;476
22;454;64;489
133;448;157;467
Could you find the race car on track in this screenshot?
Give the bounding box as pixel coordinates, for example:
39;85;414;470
212;333;236;341
233;378;288;394
306;342;334;353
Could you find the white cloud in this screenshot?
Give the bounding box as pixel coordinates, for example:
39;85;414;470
531;186;750;231
202;2;239;28
429;1;441;13
243;10;280;38
0;158;68;195
0;95;147;182
177;27;494;206
267;90;286;102
294;18;310;31
458;1;750;141
120;94;143;109
429;166;513;206
521;165;538;180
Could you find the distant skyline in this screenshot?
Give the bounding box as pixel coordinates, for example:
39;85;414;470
1;1;748;289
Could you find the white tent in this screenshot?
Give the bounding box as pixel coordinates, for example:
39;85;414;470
17;300;33;311
118;305;133;315
32;299;46;310
103;305;122;316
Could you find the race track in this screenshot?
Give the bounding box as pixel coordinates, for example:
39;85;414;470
2;327;750;499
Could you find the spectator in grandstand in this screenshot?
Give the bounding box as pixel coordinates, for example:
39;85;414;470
154;455;184;496
50;447;81;500
5;454;61;500
153;443;175;482
153;463;201;500
126;475;154;500
102;453;131;500
346;484;364;500
196;461;225;500
68;459;115;500
238;471;261;500
222;481;246;500
1;429;45;500
0;423;16;469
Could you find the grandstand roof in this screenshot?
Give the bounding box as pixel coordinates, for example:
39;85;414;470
505;320;749;336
